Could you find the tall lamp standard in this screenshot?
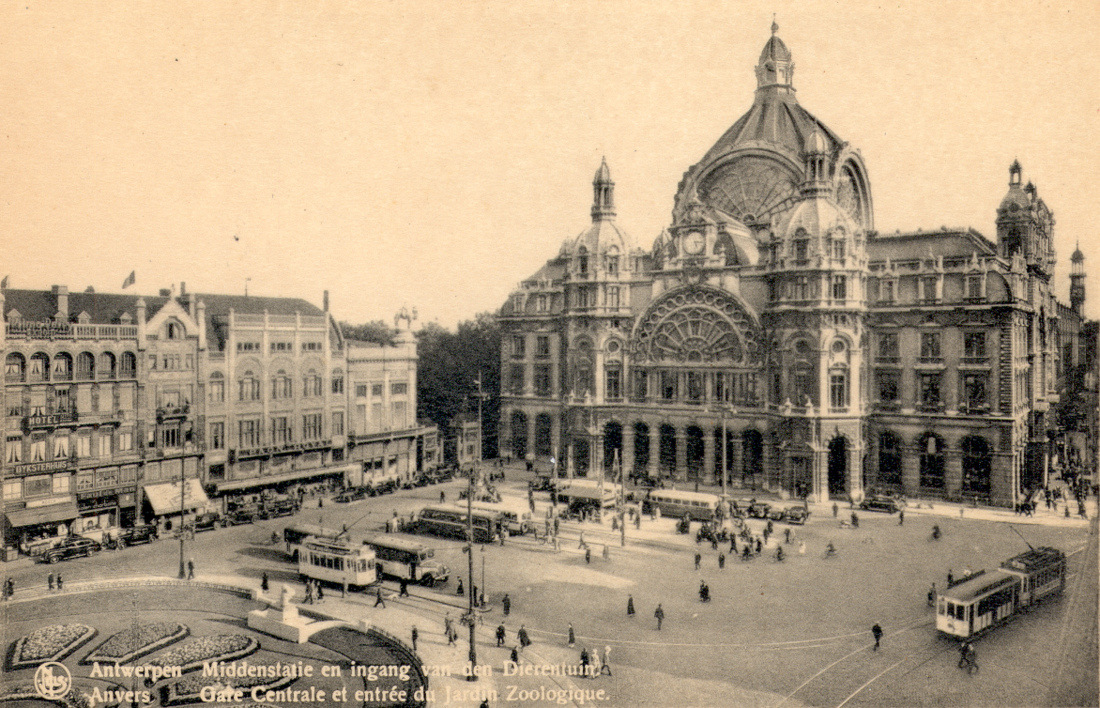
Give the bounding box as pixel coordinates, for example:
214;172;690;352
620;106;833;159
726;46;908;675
464;465;478;681
177;461;186;579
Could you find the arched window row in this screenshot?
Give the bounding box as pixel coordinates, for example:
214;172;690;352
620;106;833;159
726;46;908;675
875;430;992;493
6;350;137;383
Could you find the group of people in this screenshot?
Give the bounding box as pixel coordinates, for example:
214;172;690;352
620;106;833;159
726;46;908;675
302;578;325;604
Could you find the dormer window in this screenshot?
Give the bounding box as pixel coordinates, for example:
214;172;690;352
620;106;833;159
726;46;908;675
119;312;133;324
832;238;845;260
605;247;620;276
165;320;184;339
577;246;589;276
77;312;92;324
965;274;984;301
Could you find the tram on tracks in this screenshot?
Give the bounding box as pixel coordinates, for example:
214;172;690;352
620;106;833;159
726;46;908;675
936;546;1066;639
297;536;378;590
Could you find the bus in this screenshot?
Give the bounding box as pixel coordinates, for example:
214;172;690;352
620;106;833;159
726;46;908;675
556;479;620;515
297;537;378;591
414;505;499;544
361;533;450;587
284;523;341;561
646;490;720;521
470;501;532;535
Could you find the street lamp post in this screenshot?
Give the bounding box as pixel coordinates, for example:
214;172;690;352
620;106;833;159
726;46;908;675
177;461;186;579
465;466;478;681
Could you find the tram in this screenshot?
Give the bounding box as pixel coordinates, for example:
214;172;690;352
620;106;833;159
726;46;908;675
284;523;341;560
297;536;378;590
414;505;499;543
936;546;1066;639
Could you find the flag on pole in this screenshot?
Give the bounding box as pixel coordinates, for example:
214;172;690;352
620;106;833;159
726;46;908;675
121;271;136;289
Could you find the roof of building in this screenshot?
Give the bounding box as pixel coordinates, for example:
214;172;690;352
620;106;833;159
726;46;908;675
2;288;171;323
867;228;996;262
699;91;843;168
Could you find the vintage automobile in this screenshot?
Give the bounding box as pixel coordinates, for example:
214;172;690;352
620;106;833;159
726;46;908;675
859;495;901;514
779;506;810;524
188;512;223;532
334;488;367;504
117;525;158;546
43;536;102;564
746;501;772;519
225;506;259;525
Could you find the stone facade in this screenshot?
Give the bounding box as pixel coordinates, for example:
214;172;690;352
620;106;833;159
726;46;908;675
498;26;1094;507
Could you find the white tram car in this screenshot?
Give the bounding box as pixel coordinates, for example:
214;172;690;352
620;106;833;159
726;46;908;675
936;546;1066;639
297;536;378;591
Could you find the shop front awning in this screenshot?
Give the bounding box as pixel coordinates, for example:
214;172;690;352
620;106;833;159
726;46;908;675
143;479;210;515
213;464;359;493
6;501;79;527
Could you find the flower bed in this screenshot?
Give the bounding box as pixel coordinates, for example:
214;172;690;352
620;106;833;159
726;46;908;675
9;623;97;670
83;622;188;665
148;634;258;673
161;671;295;706
0;684;92;708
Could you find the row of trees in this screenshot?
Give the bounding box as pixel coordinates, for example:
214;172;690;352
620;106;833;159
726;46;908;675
340;314;501;460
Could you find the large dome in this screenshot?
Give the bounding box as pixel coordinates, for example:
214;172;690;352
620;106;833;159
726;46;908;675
673;26;873;231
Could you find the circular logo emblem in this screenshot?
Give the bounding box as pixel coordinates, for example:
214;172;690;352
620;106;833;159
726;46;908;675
34;661;72;699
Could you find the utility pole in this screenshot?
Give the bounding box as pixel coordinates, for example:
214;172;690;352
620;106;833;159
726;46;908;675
617;448;626;547
720;406;727;499
178;461;186;579
465;466;478;681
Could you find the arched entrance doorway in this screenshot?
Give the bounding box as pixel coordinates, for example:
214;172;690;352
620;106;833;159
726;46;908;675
572;438;590;477
603;421;623;472
510;412;528;461
659;424;676;477
534;413;553;459
686;426;705;481
742;430;763;489
828;436;848;498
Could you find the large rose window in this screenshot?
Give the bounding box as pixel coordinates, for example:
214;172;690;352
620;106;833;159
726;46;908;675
631;287;761;364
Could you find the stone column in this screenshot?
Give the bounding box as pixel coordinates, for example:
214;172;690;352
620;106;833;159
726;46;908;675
729;430;743;489
593;434;604;481
703;426;716;484
902;443;921;496
622;422;635;477
649;425;661;479
945;449;963;501
525;415;535;462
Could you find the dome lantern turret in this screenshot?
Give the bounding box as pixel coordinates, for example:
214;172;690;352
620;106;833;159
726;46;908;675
755;19;795;93
592;157;616;222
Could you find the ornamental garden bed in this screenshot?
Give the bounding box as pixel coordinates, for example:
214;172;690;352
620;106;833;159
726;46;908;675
147;634;258;674
161;671;296;706
82;622;188;665
8;623;98;670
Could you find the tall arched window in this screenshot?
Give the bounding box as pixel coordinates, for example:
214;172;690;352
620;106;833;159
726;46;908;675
29;352;50;382
209;372;225;403
5;353;26;382
97;352;116;380
919;434;945;489
239;370;260;401
878;431;902;486
76;352;95;380
510;411;528;460
961;436;992;495
120;352;137;378
52;352;73;381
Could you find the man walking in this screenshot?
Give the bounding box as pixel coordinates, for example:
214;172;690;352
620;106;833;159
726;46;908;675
48;573;54;592
374;586;386;608
694;552;701;571
503;593;511;616
518;624;531;650
496;623;506;647
627;595;635;616
871;623;883;650
654;603;665;630
187;558;195;580
411;626;418;652
600;645;612;676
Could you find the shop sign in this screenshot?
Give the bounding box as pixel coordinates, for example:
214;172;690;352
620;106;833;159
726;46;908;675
16;460;69;475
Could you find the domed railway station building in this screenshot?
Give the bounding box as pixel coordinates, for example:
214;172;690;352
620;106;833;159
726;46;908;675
497;27;1098;509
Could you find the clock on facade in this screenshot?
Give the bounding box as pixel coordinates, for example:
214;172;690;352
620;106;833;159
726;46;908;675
683;231;706;255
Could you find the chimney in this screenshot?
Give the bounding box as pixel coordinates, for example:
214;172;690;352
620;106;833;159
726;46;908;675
323;290;329;313
159;288;171;297
180;281;187;297
52;285;69;321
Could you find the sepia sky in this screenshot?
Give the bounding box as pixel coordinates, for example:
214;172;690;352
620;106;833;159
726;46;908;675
2;1;1098;327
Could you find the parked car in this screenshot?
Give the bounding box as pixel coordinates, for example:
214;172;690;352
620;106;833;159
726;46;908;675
859;495;900;514
43;536;101;563
225;507;258;526
117;525;158;546
780;506;810;524
261;498;298;518
747;501;772;519
334;488;367;504
188;512;223;532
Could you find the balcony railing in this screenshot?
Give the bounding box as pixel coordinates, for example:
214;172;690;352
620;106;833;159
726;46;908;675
5;322;138;340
